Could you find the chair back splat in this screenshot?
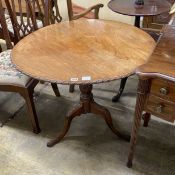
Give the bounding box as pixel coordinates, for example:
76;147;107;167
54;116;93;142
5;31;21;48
0;0;13;49
3;0;62;43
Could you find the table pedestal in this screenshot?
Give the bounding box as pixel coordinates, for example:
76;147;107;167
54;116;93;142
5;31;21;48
47;84;129;147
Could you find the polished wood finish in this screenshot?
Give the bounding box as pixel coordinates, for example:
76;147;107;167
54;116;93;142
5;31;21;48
108;0;170;102
145;94;175;122
108;0;171;30
127;24;175;168
3;0;103;94
47;84;130;147
109;0;171;29
137;27;175;79
108;0;171;17
12;19;155;146
150;78;175;102
66;0;103;93
12;20;155;85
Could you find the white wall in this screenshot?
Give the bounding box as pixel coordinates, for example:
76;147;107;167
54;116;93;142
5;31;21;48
58;0;135;25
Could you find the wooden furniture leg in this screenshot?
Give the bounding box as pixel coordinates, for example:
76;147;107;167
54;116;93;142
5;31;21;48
142;112;151;127
51;83;60;97
47;84;128;147
21;88;41;134
69;84;75;93
135;16;141;28
112;77;128;102
90;101;130;140
127;79;150;168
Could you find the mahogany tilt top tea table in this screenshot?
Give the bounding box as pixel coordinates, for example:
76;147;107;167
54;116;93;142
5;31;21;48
108;0;171;28
11;19;155;147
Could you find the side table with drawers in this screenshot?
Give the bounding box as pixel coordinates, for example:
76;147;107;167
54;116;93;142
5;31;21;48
127;24;175;167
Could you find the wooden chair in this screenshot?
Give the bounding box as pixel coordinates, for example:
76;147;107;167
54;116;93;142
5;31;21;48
4;0;60;94
0;0;62;42
3;0;61;41
0;0;60;133
0;0;41;43
65;0;104;93
71;3;95;19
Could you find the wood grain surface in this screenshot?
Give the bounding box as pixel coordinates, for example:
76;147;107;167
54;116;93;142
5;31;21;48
12;19;155;85
145;94;175;122
108;0;171;17
136;25;175;81
150;78;175;102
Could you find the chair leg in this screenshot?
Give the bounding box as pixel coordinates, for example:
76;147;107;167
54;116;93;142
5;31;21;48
51;83;60;97
69;85;75;93
142;112;151;127
112;77;128;102
23;89;41;134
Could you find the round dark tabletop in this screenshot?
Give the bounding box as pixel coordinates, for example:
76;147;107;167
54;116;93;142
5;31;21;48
108;0;171;17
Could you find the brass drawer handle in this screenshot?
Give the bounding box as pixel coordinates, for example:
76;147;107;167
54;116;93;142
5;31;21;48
159;87;169;95
156;105;164;113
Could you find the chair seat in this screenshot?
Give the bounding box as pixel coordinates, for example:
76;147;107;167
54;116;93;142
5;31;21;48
0;49;31;86
0;17;43;36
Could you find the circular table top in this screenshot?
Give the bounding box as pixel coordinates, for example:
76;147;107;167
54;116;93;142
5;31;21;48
108;0;171;17
12;19;155;85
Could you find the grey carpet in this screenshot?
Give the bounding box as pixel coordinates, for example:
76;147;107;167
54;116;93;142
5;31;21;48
0;77;174;175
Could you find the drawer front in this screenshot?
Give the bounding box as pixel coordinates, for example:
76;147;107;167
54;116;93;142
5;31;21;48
145;95;175;123
150;79;175;102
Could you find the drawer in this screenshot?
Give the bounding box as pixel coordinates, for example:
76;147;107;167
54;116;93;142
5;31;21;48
150;78;175;102
145;95;175;123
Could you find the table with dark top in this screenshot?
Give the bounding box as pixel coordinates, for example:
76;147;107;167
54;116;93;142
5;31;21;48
108;0;171;28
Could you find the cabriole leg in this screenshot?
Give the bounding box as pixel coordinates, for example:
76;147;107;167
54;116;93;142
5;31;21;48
47;84;128;147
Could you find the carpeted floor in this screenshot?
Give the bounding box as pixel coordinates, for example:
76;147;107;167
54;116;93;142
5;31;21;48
0;76;174;175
